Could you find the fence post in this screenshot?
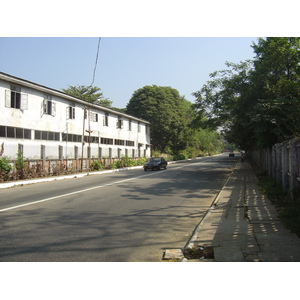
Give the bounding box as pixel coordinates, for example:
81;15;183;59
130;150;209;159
272;145;276;179
281;142;288;191
289;138;298;201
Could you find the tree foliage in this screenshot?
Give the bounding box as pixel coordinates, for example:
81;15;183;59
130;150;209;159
126;85;190;153
62;85;113;108
193;37;300;150
126;85;223;155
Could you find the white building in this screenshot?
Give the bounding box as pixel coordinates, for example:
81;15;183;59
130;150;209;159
0;72;151;162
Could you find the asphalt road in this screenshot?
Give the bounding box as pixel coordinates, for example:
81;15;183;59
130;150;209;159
0;153;238;261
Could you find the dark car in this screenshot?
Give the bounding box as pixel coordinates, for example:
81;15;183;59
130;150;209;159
229;152;235;157
143;157;167;171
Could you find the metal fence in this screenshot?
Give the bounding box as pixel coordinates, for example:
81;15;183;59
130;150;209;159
249;137;300;201
0;141;148;180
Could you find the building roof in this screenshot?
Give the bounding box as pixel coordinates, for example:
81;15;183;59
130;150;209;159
0;72;150;124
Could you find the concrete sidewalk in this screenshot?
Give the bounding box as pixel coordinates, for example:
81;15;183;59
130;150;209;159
187;160;300;262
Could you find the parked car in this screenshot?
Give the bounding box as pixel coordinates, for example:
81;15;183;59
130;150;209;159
143;157;167;171
229;152;235;157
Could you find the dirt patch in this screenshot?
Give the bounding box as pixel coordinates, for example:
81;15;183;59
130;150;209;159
183;246;214;259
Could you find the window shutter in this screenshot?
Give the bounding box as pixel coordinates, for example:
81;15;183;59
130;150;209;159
52;102;56;116
5;90;11;107
72;107;75;119
43;99;47;114
20;93;28;110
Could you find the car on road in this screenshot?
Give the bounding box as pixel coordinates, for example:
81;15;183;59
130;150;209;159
229;152;235;157
143;157;167;171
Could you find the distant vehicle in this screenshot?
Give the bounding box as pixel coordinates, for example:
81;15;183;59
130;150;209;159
143;157;167;171
229;152;235;157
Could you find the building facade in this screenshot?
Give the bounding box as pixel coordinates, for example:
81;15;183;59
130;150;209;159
0;72;151;162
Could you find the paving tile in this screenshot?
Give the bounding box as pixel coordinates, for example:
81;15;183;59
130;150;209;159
259;244;300;262
213;246;245;262
185;161;300;262
163;249;184;260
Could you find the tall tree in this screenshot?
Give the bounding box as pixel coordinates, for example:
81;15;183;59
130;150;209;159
126;85;190;153
62;85;113;108
193;37;300;150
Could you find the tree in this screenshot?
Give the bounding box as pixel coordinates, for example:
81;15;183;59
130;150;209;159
126;85;190;153
193;37;300;150
251;37;300;99
62;85;113;108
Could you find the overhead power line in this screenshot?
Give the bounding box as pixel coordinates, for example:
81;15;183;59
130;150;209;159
90;37;101;86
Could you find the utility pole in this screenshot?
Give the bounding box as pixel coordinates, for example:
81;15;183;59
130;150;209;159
66;122;68;171
86;108;93;168
81;106;87;171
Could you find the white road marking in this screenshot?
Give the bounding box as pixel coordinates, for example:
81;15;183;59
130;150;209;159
0;161;203;213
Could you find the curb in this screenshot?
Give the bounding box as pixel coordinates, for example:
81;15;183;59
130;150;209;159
185;160;238;250
0;165;143;189
0;155;216;190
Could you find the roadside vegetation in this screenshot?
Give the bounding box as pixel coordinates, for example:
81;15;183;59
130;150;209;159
0;155;148;182
192;37;300;151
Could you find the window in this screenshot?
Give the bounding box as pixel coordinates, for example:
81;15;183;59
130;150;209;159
101;137;113;145
138;122;141;132
103;113;109;126
128;120;132;131
5;86;28;110
126;140;135;147
0;126;31;139
117;117;123;129
67;106;75;119
84;136;99;144
16;128;24;139
115;139;125;146
43;95;56;116
0;126;6;137
35;130;59;141
62;133;81;143
10;86;21;108
91;112;98;122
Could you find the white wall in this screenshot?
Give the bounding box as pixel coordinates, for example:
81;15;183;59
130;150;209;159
0;76;151;160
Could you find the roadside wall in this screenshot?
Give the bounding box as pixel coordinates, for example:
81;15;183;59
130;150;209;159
249;137;300;201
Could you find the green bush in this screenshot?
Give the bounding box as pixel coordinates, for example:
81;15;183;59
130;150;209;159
173;154;187;161
110;157;147;169
90;160;103;171
120;156;136;167
0;156;12;174
15;151;25;171
279;200;300;236
258;177;287;201
136;157;147;166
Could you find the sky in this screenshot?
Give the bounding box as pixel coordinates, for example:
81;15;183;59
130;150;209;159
1;1;296;110
0;37;258;108
0;1;296;289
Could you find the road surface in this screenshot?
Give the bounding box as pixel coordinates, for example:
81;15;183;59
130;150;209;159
0;153;238;261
